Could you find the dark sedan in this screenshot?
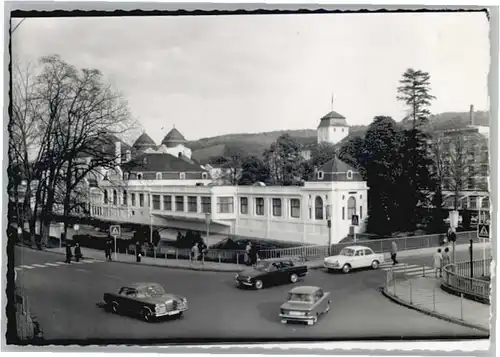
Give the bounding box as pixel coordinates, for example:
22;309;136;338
235;258;308;290
101;282;188;322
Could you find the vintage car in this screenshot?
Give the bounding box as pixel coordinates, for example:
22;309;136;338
235;258;308;290
102;282;188;322
279;286;331;325
324;245;385;273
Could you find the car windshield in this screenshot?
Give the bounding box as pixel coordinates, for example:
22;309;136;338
339;248;355;256
140;285;166;297
288;293;313;302
254;261;270;271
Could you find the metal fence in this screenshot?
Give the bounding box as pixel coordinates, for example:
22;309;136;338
442;258;492;304
258;230;478;261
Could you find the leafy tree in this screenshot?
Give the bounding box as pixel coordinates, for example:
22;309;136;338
238;156;271;185
263;134;303;185
338;136;366;176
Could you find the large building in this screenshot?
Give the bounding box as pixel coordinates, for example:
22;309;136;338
430;105;490;221
87;124;368;246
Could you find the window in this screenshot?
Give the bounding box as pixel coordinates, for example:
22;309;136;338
137;173;143;180
104;190;108;204
217;197;234;213
124;172;130;180
123;190;127;206
272;198;282;217
201;172;208;179
317;171;324;180
139;193;144;207
364;249;373;256
152;195;161;210
468;177;475;190
342;128;344;132
156;172;162;180
240;197;248;214
175;196;184;212
342;206;345;220
131;193;136;207
360;206;363;219
346;170;353;180
255;197;265;216
354;250;363;256
113;190;117;205
179;172;186;180
334;128;336;132
315;196;323;220
188;196;198;212
347;196;356;220
163;195;172;211
290;199;300;218
201;197;212;213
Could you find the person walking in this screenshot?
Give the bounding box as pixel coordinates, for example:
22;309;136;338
74;242;83;262
250;244;259;266
198;241;207;265
135;241;142;263
105;237;112;261
391;241;399;265
442;247;451;269
245;242;252;266
191;242;199;265
65;242;73;264
433;248;443;278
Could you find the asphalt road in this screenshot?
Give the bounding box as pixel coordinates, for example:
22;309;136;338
13;246;487;342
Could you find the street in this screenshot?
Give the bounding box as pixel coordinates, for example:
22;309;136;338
13;246;486;341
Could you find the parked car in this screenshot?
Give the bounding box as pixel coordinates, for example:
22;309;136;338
101;282;188;322
235;258;308;290
323;245;385;273
279;286;331;326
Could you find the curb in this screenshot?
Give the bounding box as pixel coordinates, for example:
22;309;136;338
45;249;245;273
379;286;489;333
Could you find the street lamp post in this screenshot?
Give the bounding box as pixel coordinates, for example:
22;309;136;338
205;212;211;246
326;204;332;256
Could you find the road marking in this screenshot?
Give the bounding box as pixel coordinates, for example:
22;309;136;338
54;261;68;265
103;274;121;280
73;261;84;264
75;268;89;273
32;264;47;268
44;263;60;267
19;265;35;269
14;267;22;271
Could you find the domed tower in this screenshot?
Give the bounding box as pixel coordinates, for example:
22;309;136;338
317;110;349;145
160;126;192;159
132;132;157;152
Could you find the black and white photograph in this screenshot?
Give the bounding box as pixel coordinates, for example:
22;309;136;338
4;5;494;348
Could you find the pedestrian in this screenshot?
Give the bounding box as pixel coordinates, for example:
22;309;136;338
135;241;142;263
391;241;399;265
442;247;451;268
245;242;252;266
191;242;199;264
433;248;443;278
105;237;112;261
74;242;83;262
65;242;73;264
198;241;207;264
250;244;259;266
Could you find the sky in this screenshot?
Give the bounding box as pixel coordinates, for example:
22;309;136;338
12;12;490;143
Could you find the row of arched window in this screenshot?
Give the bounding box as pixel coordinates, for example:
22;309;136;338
313;196;358;220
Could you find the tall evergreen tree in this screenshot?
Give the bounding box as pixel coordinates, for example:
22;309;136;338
396;68;437;231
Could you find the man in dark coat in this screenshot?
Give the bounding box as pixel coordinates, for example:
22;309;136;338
74;242;83;262
105;237;112;261
65;243;73;264
135;241;142;263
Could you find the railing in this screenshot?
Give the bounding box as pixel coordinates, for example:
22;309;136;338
442;258;492;304
259;231;478;261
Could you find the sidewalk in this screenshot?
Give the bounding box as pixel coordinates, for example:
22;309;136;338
45;246;247;273
382;276;490;332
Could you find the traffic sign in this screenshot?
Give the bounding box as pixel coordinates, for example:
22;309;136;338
110;225;121;237
351;215;359;226
478;224;490;239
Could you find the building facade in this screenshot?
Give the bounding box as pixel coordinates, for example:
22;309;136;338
88;137;369;245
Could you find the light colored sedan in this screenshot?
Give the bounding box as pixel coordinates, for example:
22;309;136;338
323;245;385;273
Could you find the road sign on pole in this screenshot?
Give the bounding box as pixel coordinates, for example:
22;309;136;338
110;225;121;261
351;215;359;226
478;224;490;239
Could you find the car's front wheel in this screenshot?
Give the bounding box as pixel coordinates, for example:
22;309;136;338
290;273;298;283
371;260;380;269
254;280;263;290
342;264;351;273
141;308;153;322
110;302;119;314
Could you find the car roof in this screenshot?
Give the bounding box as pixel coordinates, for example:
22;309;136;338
344;245;372;251
288;285;320;294
261;257;295;262
124;282;162;289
